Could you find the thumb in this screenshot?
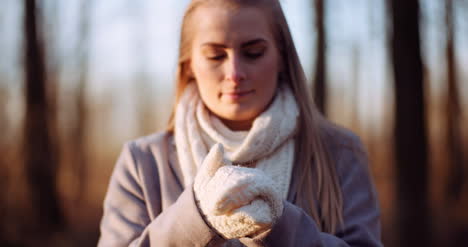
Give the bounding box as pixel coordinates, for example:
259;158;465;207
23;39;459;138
198;143;230;178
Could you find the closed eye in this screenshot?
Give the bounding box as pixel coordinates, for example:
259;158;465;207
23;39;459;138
201;45;227;61
208;54;226;61
244;51;264;59
244;47;266;60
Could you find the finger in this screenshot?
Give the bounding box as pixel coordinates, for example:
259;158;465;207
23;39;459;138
216;190;244;214
215;197;234;215
215;185;255;215
198;143;227;178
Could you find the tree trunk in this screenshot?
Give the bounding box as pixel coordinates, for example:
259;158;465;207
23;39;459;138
444;0;464;203
351;43;361;130
388;0;431;246
133;1;155;136
70;0;92;203
313;0;327;115
23;0;63;231
444;1;467;245
0;87;8;244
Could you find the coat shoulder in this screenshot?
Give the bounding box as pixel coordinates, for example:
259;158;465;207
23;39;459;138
320;121;365;153
120;130;175;174
126;130;173;153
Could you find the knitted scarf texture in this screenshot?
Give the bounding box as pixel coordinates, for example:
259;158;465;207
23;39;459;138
174;82;299;200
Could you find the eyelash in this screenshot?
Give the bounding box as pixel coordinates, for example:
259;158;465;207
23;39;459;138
245;51;264;59
208;54;226;61
207;51;265;61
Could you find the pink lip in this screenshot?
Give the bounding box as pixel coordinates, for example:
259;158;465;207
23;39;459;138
221;90;254;100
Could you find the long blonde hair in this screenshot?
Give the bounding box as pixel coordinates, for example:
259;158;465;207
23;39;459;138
166;0;343;233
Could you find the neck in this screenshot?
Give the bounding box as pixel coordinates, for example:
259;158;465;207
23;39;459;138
220;118;253;131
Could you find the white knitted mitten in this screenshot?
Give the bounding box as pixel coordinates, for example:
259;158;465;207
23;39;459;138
193;144;284;239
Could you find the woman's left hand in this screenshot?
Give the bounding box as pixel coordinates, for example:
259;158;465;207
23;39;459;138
193;143;284;239
211;165;283;218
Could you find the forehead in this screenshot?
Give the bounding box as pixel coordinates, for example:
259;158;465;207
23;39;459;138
191;5;274;46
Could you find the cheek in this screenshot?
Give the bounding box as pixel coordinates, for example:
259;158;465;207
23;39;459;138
252;56;280;90
196;79;220;107
192;59;220;96
192;57;222;84
255;50;280;76
252;57;280;111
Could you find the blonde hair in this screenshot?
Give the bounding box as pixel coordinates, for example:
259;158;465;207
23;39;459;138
167;0;343;233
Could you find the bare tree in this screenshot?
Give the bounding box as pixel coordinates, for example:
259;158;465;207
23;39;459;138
0;3;7;238
350;42;361;130
444;0;465;203
0;86;8;244
132;1;155;136
69;0;93;203
388;0;431;246
312;0;327;115
22;0;64;231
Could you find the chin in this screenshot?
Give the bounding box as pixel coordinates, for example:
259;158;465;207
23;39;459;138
221;110;260;122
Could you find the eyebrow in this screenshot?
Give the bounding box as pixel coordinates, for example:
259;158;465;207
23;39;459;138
241;38;267;48
201;38;267;48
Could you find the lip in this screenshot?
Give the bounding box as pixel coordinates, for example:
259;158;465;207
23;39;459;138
221;90;254;100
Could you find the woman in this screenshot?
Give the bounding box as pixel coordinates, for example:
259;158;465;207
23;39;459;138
98;0;383;246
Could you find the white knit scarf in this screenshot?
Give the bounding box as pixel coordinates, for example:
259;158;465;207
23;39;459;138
174;82;299;199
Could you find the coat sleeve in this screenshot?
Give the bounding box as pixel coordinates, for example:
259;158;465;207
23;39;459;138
97;143;224;247
239;138;383;247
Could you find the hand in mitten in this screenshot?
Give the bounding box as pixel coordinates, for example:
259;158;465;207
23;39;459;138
193;143;283;239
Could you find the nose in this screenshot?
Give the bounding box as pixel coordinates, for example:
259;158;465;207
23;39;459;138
224;55;246;84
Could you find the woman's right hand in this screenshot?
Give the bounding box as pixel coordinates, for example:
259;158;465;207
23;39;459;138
193;144;283;239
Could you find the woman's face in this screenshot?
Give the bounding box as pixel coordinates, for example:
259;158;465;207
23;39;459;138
189;5;281;131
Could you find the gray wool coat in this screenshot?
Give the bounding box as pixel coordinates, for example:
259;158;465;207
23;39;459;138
97;126;383;247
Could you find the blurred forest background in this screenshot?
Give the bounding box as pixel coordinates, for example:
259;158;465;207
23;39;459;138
0;0;467;246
